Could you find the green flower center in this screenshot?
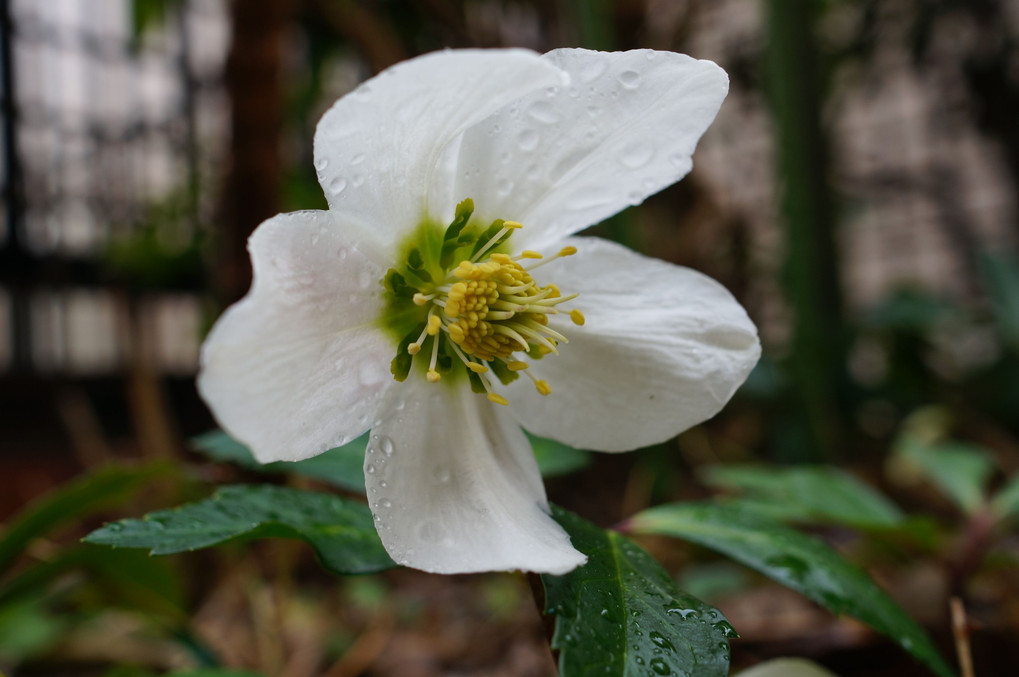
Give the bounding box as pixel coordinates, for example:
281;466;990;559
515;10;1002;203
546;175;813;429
381;199;584;404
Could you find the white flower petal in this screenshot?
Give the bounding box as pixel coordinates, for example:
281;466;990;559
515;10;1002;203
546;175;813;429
198;210;394;463
453;48;727;249
364;378;586;574
505;236;760;452
313;49;567;247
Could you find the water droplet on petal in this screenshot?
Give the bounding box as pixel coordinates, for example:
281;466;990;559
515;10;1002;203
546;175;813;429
621;142;654;168
352;174;365;187
366;463;376;474
379;436;395;456
517;129;539;151
619;70;642;89
528;101;560;124
329;177;347;195
351;153;365;165
315;157;329;171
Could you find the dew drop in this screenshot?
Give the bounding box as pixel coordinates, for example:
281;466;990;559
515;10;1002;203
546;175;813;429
352;174;365;187
517;129;539;151
620;142;654;168
314;157;329;171
351;153;365;165
377;498;392;509
379;481;388;488
379;436;395;456
528;101;560;124
328;177;347;195
366;463;376;474
649;631;676;653
618;70;642;89
649;657;672;675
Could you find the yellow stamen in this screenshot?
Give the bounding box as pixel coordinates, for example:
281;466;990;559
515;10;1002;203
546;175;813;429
535;379;551;396
426;369;441;383
413;293;430;306
466;362;489;373
519;250;542;259
502;220;523;229
487;392;509;406
407;342;422;355
426;314;441;336
506;360;529;371
558;245;577;257
570;309;585;326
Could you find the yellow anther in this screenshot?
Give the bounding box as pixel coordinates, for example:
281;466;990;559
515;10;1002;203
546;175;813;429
535;380;551;396
413;293;429;306
570;309;586;326
506;360;529;371
487;392;509;406
546;284;561;299
520;250;542;259
490;253;512;264
502;220;523;229
407;342;422;355
426;315;441;335
466;362;489;374
558;245;578;257
426;369;441;383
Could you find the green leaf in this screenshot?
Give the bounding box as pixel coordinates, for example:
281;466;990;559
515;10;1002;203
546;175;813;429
895;437;995;515
629;503;954;677
192;430;367;493
0;463;170;577
84;485;394;575
701;465;904;528
991;472;1019;522
542;507;734;677
528;434;591;478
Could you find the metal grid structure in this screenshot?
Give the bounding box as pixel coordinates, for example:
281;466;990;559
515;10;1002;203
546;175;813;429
0;0;228;378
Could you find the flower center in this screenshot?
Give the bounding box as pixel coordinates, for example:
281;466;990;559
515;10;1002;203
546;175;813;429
382;199;584;405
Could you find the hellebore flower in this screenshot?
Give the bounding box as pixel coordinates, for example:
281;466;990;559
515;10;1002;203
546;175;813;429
198;48;761;575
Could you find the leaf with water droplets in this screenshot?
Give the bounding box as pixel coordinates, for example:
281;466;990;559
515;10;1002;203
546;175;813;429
542;507;733;677
629;503;955;677
84;485;395;575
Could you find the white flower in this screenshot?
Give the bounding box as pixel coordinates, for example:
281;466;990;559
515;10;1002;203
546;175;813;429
197;48;761;575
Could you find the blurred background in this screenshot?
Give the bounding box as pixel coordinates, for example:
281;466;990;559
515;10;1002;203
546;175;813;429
1;0;1018;675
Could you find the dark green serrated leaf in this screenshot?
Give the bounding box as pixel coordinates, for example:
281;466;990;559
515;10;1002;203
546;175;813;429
542;507;734;677
192;430;367;493
701;465;904;528
629;503;955;677
0;462;170;577
84;485;394;575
